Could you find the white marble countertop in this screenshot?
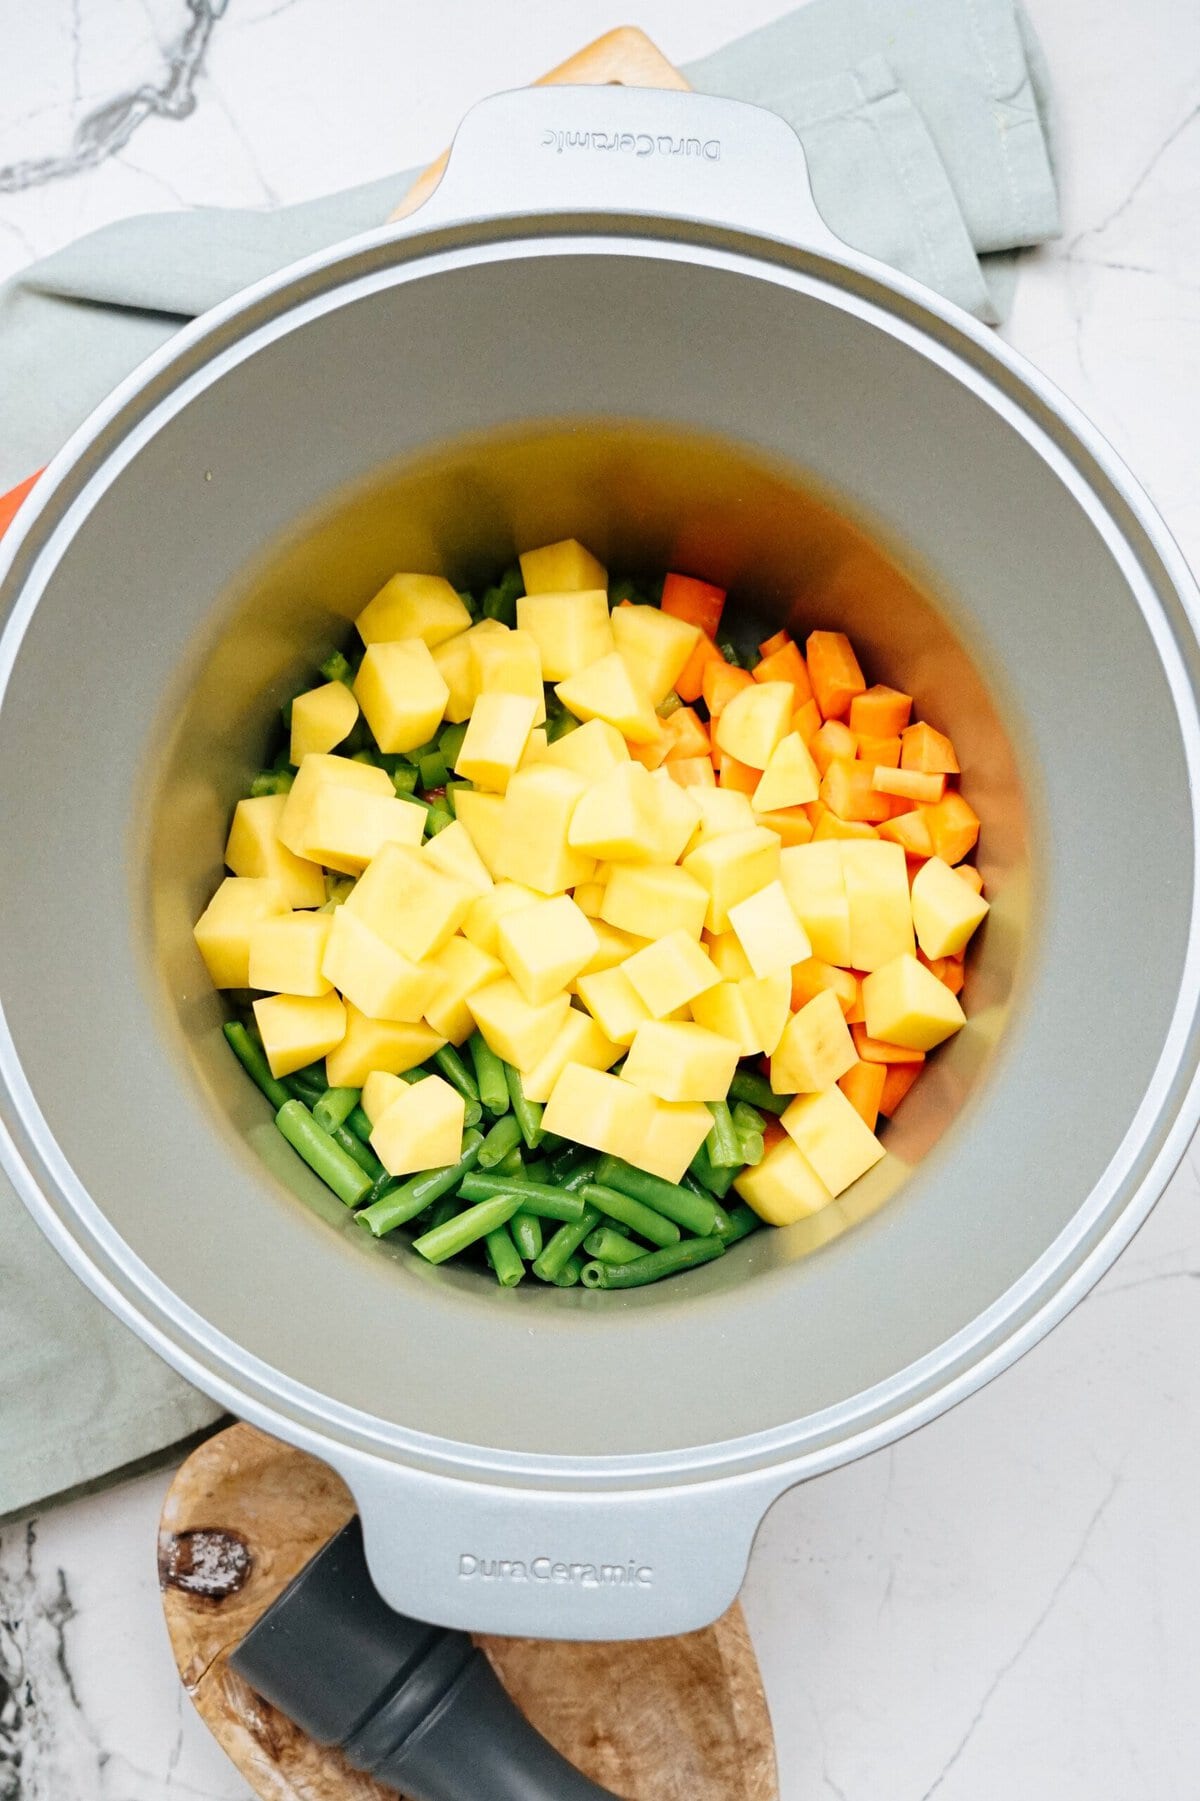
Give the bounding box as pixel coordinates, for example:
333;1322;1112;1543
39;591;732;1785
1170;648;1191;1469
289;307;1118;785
2;1;1199;1797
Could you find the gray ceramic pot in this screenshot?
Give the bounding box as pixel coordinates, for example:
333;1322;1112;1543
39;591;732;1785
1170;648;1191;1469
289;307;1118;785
2;88;1198;1640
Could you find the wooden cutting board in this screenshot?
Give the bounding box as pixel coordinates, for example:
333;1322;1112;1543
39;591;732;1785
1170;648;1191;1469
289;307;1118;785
158;1423;778;1801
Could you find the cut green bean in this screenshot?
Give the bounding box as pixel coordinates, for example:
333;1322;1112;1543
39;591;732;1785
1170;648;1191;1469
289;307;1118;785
413;1193;521;1264
503;1064;544;1150
357;1130;483;1236
249;769;294;797
424;806;454;837
439;720;469;765
689;1137;736;1198
559;1154;599;1193
511;1210;543;1261
549;1254;584;1287
313;1087;359;1134
547;1143;592;1183
330;1123;385;1181
320;649;355;686
485;1224;525;1287
679;1170;710;1200
428;1195;460;1231
705;1099;742;1169
492;1145;525;1178
731;1099;766;1165
545;712;579;743
275;1100;372;1208
468;1032;510;1117
736;1131;764;1166
532;1206;601;1283
729;1068;789;1115
457;1172;587;1222
223;1022;290;1110
391;763;419;796
722;1203;762;1245
591;1155;725;1239
346;1104;375;1142
583;1226;645;1265
478;1114;523;1169
432;1044;480;1105
579;1183;680;1249
583;1235;726;1288
419;750;450;790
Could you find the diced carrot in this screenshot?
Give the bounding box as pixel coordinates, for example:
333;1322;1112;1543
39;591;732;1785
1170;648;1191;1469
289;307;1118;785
703;659;754;720
628;732;671;770
661;572;726;640
0;470;41;537
675;632;725;705
761;1116;788;1154
849;684;913;738
845;975;866;1024
922;792;980;865
856;732;902;768
879;808;935;858
813;810;879;842
879;1063;921;1117
901;721;960;774
806;630;866;721
754;806;814;846
837;1059;886;1132
715;750;760;795
665;754;717;789
810;719;857;776
955;865;984;896
661;706;711;761
872;766;946;804
791;958;857;1015
851;1024;926;1065
758;628;791;658
821;758;893;824
941;960;965;996
793;698;822;745
753;640;813;707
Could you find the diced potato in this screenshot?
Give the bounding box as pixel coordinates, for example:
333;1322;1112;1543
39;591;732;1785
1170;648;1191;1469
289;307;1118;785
682;827;780;934
538;717;630;777
910;856;989;959
573;879;607;919
224;795;326;910
495;894;599;1005
840;839;915;971
460;882;540;957
342;842;473;961
302;786;425;874
290;680;359;764
432;618;507;723
193;877;289;988
751;731;820;812
541;1064;657;1164
734;1135;834;1225
554;652;661;745
622;928;720;1018
353;640;449;754
567;762;662;862
621;1020;740;1103
778;841;851;966
453;692;539;792
684;787;757;854
577;919;646;978
423;818;493;896
780;1084;885;1196
519;1007;624;1104
516;589;614;679
466;977;572;1072
361;1070;407;1126
422;934;504;1044
610;604;700;704
638;1099;715;1184
690;980;759;1057
706;930;754;981
452;789;508;875
600;863;709;941
770;988;857;1094
253;989;346;1079
740;970;792;1057
325;1006;445;1088
321;906;441;1023
356;573;471;648
248;911;333;997
370;1074;465;1176
519;538;607;594
493;765;596;894
714;682;794;769
646;769;702;864
277;754;393;859
575;964;652;1046
861;953;966;1050
727;879;813;977
519;727;549;768
470;627;546;723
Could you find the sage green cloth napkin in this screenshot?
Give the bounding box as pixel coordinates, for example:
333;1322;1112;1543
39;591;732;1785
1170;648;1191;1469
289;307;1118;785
0;0;1058;1517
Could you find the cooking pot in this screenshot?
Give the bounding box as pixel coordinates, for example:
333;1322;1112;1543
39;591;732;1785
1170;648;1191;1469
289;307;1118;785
2;86;1199;1642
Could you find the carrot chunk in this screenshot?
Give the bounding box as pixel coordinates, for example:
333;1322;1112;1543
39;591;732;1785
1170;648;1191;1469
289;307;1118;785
837;1059;887;1132
810;719;857;776
955;865;984;896
856;732;902;768
900;721;960;774
806;630;866;720
702;660;754;720
758;628;791;658
661;572;726;640
792;698;822;745
851;1024;926;1065
661;706;711;761
675;633;725;705
791;958;857;1015
665;755;716;789
879;1063;921;1117
850;684;913;738
922;792;980;864
715;750;760;795
753;640;813;706
872;766;946;804
878;809;935;858
821;758;893;824
812;809;879;842
754;806;814;846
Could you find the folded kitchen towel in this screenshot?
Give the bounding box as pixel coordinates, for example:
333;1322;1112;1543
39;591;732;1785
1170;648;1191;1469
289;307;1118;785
0;0;1058;1516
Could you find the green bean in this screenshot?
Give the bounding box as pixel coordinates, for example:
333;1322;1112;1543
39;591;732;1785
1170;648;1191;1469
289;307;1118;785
330;1123;385;1182
655;690;683;719
547;1143;593;1183
731;1099;766;1165
705;1099;742;1169
679;1170;710;1200
579;1183;680;1248
412;1194;521;1264
582;1226;645;1265
591;1155;725;1239
716;638;742;667
722;1203;763;1245
428;1195;460;1231
559;1154;599;1193
223;1022;289;1110
313;1087;359;1134
419;750;450;791
425;806;454;837
485;1224;525;1287
439;720;469;765
391;763;419;796
503;1064;544;1149
346;1104;375;1142
538;1131;565;1155
583;1236;726;1288
532;1206;601;1283
549;1254;585;1287
736;1131;764;1166
432;1044;480;1105
729;1068;789;1115
689;1138;736;1198
478;1114;523;1169
400;1067;430;1084
357;1130;483;1235
492;1145;525;1178
320;649;355;687
249;769;294;797
468;1032;510;1117
275;1100;372;1208
511;1211;543;1261
545;713;579;743
457;1173;586;1221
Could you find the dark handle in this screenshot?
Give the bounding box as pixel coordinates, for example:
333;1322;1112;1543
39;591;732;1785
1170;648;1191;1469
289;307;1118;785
230;1516;620;1801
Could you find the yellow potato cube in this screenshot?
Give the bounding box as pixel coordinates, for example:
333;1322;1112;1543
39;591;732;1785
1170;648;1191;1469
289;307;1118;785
519;538;607;594
573;879;607;919
423;934;505;1044
353;640;449;754
470;627;546;723
778;842;851;967
519;1007;624;1104
193;877;288;989
452;789;508;876
714;682;794;769
370;1073;465;1176
770;988;856;1094
610;604;700;704
600;862;709;940
248;911;333;997
727;879;813;978
910;856;989;959
423;818;493;895
466;977;572;1072
432;618;507;724
225;795;326;909
554;652;660;745
495;894;599;1005
862;952;966;1050
326;1005;444;1087
647;769;702;863
752;731;820;812
321;906;441;1023
516;589;614;680
460;882;540;957
302;786;425;874
576;919;645;978
741;971;792;1057
638;1099;715;1184
781;1084;886;1196
453;692;539;793
361;1070;407;1126
575;965;652;1047
519;727;549;768
540;717;630;778
684;789;757;855
342;842;473;961
356;573;471;648
253;989;347;1079
622;929;720;1018
840;840;915;971
689;980;759;1057
734;1135;834;1225
541;1064;657;1163
706;930;755;981
622;1019;740;1103
289;680;359;764
567;762;661;862
493;766;596;894
277;754;393;860
682;827;781;933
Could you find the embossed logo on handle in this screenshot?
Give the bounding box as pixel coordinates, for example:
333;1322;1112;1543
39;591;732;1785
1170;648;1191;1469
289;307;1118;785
541;128;721;162
459;1553;654;1588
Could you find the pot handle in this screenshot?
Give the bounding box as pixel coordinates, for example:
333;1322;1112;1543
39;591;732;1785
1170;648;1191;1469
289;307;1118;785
395;84;846;255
